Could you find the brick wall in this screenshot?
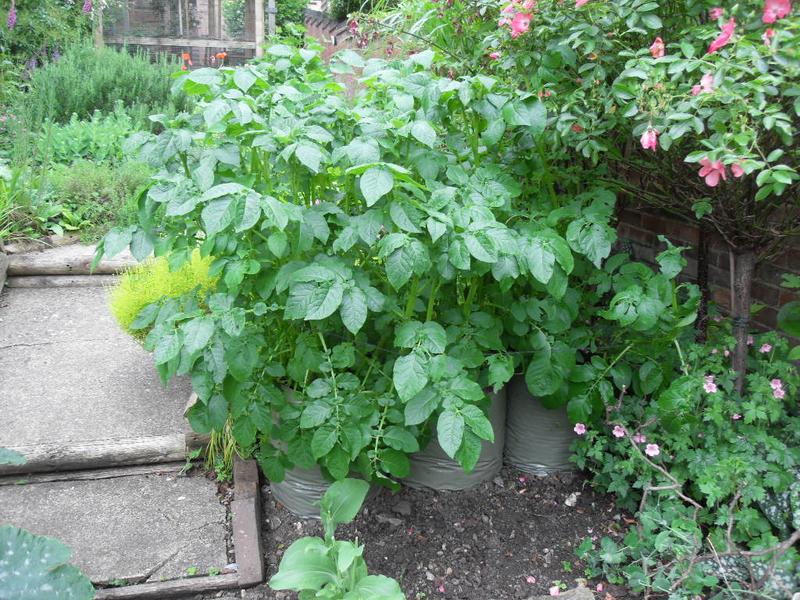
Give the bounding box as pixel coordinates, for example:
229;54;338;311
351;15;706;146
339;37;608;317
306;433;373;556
617;203;800;330
304;9;352;61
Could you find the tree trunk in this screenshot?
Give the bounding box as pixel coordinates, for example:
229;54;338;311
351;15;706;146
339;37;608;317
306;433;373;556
731;249;756;394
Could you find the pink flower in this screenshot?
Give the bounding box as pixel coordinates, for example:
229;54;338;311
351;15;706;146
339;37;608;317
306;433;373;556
526;576;537;584
640;127;659;151
692;73;715;96
747;335;754;345
732;413;742;420
83;0;93;13
759;343;772;353
762;0;792;23
522;0;536;9
649;37;666;58
645;444;660;457
438;584;445;593
731;162;745;178
771;378;783;390
698;157;727;187
489;51;501;60
709;7;724;19
762;27;775;46
574;423;587;435
707;18;736;54
7;1;16;30
510;12;532;38
550;587;561;597
774;387;786;399
576;0;590;6
703;375;718;394
596;583;604;593
724;349;730;357
612;425;626;438
633;433;647;444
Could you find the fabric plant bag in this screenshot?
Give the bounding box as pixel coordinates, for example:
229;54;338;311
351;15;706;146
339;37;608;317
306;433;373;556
404;389;507;490
270;465;331;519
504;374;574;474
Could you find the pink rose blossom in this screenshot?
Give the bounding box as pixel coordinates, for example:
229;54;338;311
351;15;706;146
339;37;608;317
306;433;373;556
759;343;772;353
633;433;646;444
698;157;727;187
703;375;718;394
640;127;659;151
731;162;745;178
550;587;561;597
510;12;532;38
649;37;666;58
576;0;590;6
771;378;783;390
574;423;587;435
774;387;786;399
645;444;661;457
732;413;742;420
612;425;626;438
707;18;736;54
709;7;724;19
762;0;791;23
763;27;776;45
691;73;715;96
489;51;501;60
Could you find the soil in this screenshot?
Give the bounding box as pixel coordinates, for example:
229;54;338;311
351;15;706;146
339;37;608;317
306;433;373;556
200;468;635;600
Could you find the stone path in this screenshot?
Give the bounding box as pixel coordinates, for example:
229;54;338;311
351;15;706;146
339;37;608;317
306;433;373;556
0;243;257;597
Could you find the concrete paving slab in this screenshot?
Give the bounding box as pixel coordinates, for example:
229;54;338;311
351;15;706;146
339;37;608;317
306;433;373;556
0;286;190;456
6;243;136;276
0;470;229;584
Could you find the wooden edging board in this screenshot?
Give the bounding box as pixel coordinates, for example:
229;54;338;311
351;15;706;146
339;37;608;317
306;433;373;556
92;458;264;599
0;252;7;292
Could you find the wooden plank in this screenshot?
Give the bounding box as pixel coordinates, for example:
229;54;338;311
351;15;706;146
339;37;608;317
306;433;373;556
94;574;241;599
104;34;258;50
7;246;136;276
0;434;186;476
255;0;267;54
231;458;264;585
1;233;81;255
0;253;7;291
0;463;184;487
6;275;119;288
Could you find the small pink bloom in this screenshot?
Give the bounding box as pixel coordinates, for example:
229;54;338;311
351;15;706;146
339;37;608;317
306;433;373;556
550;587;561;597
698;73;715;94
759;343;772;353
633;433;646;444
576;0;590;6
649;37;665;58
502;3;516;13
83;0;93;13
747;335;755;345
704;375;718;394
640;127;659;151
762;0;791;23
709;7;724;19
774;387;786;399
612;425;626;438
691;85;702;96
732;413;742;420
438;584;445;593
526;576;537;584
707;18;736;54
698;157;727;187
510;12;532;38
770;378;783;390
489;51;501;60
763;27;776;45
522;0;536;9
519;476;526;483
596;583;604;593
645;444;660;457
574;423;586;435
731;162;745;178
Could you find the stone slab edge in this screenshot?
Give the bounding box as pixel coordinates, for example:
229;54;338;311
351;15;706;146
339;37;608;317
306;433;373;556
93;459;265;599
0;252;7;291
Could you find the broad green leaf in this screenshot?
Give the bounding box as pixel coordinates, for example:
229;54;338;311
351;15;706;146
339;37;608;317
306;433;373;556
311;425;338;458
404;388;438;425
269;537;337;590
380;448;411;478
234;69;257;92
523;237;555;284
638;361;663;395
295;142;324;173
154;331;181;365
460;404;494;442
454;429;482;473
465;232;498;263
0;525;95;600
201;197;235;236
393;352;428;402
306;281;345;321
103;226;133;258
487;354;514;391
352;575;405;600
778;301;800;337
301;402;332;429
382;426;420;453
502;99;547;135
320;478;370;525
340;287;368;334
182;317;215;354
209;394;229;430
360;168;394;206
437;410;465;459
335;540;363;574
411;121;437;148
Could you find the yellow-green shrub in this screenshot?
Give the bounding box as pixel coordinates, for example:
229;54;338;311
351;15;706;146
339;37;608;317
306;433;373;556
109;251;216;336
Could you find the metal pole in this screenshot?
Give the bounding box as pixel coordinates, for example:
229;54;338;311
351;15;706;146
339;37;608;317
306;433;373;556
254;0;266;57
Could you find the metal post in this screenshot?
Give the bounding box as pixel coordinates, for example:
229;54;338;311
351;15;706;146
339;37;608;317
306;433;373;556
254;0;266;57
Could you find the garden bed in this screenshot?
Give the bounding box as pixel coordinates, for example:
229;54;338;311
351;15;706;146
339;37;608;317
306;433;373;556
257;469;632;600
